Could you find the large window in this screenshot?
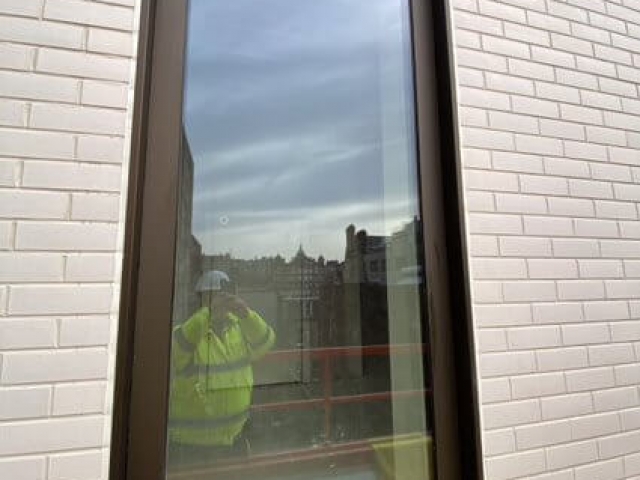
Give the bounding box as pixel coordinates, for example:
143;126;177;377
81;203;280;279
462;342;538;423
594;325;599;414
111;1;479;480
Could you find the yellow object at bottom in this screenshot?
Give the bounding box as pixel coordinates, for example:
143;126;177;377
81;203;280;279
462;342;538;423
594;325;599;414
371;434;434;480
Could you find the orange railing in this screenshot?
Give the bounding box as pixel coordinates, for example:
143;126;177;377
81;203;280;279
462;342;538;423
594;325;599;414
169;343;430;479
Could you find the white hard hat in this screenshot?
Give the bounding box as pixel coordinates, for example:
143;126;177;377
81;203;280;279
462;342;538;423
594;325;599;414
195;270;231;292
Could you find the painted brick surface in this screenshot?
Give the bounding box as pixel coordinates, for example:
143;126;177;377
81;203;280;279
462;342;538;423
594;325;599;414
452;0;640;478
0;0;139;477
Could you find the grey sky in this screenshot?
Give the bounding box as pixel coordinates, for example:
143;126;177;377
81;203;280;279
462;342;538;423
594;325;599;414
183;0;419;260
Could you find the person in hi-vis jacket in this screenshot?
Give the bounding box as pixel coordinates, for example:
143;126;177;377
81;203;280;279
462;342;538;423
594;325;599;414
168;270;275;467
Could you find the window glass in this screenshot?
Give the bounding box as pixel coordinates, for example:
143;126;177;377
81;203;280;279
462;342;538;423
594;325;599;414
167;1;435;479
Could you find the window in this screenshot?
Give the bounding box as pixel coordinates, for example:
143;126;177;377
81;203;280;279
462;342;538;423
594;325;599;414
110;1;480;480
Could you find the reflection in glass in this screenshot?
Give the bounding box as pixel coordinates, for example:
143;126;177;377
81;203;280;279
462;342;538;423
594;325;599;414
167;1;435;479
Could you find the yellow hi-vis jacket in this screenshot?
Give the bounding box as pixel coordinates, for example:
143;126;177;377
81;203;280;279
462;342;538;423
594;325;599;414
169;306;275;446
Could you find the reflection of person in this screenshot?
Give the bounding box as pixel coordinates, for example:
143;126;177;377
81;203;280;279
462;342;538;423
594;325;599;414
168;270;275;467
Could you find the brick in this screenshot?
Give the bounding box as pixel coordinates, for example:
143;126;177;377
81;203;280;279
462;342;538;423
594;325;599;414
582;90;622;111
516;419;571;449
524;216;573;236
0;42;35;69
53;382;106;415
44;0;133;30
0;458;45;480
508;58;554;80
0;99;26;127
0;71;78;103
457;48;507;72
59;317;110;347
462;127;514;150
493;151;543;173
0;416;103;455
71;193;120;222
547;1;588;22
515;134;562;155
0;129;74;160
584;300;629;321
0;190;68;220
465;170;519;192
528;12;570;34
595;200;637;220
512;96;559;118
529;259;577;279
8;285;112;315
468;213;522;234
484;428;515;456
477;328;507;351
615;364;640;386
562;323;610;346
547;197;594;217
599;77;638;98
483;35;530;58
567;366;615;392
542;393;593;421
485;448;545;479
574;219;618;238
37;48;131;82
0;252;64;282
547;440;598;471
586;126;627;146
472;258;527;279
520;175;568;195
496;193;546;214
454;11;503;35
594;387;639;412
539;119;584;140
0;319;56;350
552;239;599;258
31;103;126;135
606;280;640;299
572;411;621;440
579;260;624;278
620;222;640;239
1;349;108;384
470;235;499;256
483;399;541;429
533;302;583;324
572;22;611;44
512;372;566;400
481;351;536;377
0;386;50;420
22;161;121;192
479;0;526;22
615;184;640;201
508;325;560;349
500;237;552;257
599;430;640;459
544;158;591;178
601;240;640;258
557;280;605;300
589;344;635;366
466;191;495;212
613;322;640;342
548;35;592;59
65;254;115;282
456;30;481;49
88;27;134;56
15;222;118;252
591;164;632;183
462;148;491;168
504;21;549;45
531;45;576;68
570;180;614;200
0;17;83;49
575;459;624;480
489;111;538;134
49;451;103;480
77;135;125;163
0;0;41;18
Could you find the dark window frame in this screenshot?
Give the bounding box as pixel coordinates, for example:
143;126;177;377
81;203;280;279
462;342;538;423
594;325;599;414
109;1;482;479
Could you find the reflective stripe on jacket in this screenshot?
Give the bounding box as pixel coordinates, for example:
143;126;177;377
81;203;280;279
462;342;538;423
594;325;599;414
169;306;275;446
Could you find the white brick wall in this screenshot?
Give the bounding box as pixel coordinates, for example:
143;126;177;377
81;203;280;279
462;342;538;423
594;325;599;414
0;0;139;478
453;0;640;478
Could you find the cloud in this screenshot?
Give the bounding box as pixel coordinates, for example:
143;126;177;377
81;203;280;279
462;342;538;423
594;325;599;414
182;0;418;259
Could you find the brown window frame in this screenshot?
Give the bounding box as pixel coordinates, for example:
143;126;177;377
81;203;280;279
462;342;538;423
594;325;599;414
109;1;482;479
